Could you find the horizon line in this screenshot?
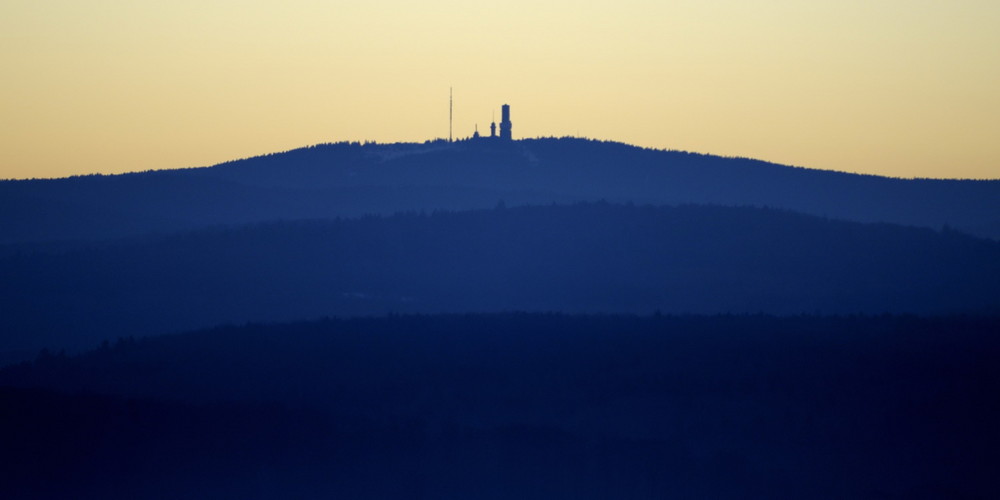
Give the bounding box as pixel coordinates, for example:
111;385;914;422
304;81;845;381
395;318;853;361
3;136;998;183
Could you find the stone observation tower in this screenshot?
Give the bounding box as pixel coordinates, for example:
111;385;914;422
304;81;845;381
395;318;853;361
499;104;512;141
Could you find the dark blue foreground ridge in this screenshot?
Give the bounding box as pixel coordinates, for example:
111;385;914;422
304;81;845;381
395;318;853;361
2;313;997;499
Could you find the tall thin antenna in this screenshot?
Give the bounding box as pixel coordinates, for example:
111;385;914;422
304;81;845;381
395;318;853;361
449;87;453;143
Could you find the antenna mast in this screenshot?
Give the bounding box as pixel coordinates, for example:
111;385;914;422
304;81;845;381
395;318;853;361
449;87;453;143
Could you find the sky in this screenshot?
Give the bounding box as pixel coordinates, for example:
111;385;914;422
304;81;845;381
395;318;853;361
2;0;999;180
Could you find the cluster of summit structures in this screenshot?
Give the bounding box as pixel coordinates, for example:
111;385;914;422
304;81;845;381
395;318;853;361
471;104;513;141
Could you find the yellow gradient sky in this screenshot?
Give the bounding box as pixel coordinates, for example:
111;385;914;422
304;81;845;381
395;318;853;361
2;1;999;179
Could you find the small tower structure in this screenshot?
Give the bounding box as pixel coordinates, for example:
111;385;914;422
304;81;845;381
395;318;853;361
499;104;512;140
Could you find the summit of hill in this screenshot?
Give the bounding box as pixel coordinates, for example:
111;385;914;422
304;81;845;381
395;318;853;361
2;138;998;246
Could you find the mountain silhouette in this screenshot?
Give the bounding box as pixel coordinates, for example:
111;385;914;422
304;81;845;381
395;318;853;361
2;138;998;250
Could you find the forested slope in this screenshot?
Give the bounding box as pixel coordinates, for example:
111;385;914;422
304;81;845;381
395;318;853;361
2;203;997;358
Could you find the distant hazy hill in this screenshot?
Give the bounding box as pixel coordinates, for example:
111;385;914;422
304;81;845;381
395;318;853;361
2;202;997;359
2;138;998;247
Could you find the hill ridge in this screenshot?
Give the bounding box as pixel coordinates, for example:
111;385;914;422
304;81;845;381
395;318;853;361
3;138;998;246
2;202;997;361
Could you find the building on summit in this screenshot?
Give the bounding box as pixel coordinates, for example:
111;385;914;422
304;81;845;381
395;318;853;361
471;104;513;141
